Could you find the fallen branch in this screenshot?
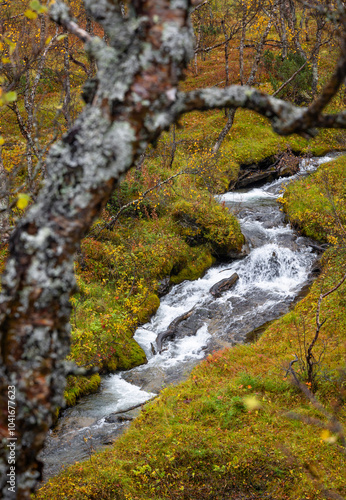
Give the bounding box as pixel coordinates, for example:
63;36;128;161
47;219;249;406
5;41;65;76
105;395;158;416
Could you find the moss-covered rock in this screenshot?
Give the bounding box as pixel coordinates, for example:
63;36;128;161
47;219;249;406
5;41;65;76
113;338;147;371
138;293;160;324
64;373;101;407
170;247;215;284
172;196;244;258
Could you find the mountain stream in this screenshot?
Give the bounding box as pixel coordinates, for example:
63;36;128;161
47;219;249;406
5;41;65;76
40;154;338;480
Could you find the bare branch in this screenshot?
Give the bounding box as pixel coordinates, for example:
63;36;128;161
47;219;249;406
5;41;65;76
92;169;192;239
50;2;91;43
190;0;210;14
273;61;308;97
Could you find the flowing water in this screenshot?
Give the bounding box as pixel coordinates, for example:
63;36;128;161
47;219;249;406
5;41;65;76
39;154;338;480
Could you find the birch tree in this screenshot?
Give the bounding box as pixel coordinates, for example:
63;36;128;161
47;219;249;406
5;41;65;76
1;0;346;498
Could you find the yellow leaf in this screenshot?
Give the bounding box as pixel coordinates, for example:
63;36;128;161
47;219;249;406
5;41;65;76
0;137;4;146
17;193;31;210
243;396;262;411
5;91;17;103
24;10;38;19
321;429;337;444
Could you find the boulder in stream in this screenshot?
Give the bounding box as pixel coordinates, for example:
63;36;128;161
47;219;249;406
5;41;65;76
209;273;239;298
157;276;171;297
156;306;196;353
105;414;133;424
226;242;250;260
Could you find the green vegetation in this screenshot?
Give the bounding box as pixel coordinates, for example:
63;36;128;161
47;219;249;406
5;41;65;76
281;155;346;244
263;50;313;103
64;374;101;407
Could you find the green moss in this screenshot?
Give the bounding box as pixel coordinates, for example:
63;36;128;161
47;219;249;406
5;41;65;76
114;338;147;370
170;247;215;284
282;155;346;243
137;294;160;324
172;195;244;257
102;338;147;372
63;374;101;407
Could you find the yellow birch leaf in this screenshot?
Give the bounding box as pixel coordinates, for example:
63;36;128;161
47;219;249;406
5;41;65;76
24;10;38;19
17;194;31;210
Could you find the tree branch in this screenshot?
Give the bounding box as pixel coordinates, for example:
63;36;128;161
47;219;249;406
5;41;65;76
92;169;191;239
174;83;346;137
50;3;91;43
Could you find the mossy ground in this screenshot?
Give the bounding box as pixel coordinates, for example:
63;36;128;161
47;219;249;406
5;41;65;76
64;374;101;408
36;151;346;500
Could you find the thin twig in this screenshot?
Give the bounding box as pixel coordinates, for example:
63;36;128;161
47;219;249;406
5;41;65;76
272;61;308;97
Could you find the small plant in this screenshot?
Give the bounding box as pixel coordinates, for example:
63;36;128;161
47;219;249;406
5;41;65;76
263;50;312;103
83;429;95;461
287;270;346;392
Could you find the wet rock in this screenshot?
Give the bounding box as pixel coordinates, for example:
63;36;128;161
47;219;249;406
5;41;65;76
233;151;300;189
209;273;239;298
156;306;197;353
227;243;250;259
234;168;276;188
308;242;329;253
104;414;133;424
242;228;269;249
174;308;209;339
157;276;171;297
102;437;115;445
275;234;298;251
233;155;280;189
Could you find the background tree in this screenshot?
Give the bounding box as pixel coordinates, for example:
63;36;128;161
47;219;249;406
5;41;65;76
1;0;346;498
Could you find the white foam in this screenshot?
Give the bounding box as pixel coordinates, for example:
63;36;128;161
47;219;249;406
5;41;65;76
233;243;313;296
101;375;156;413
143;324;211;368
217;188;277;203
